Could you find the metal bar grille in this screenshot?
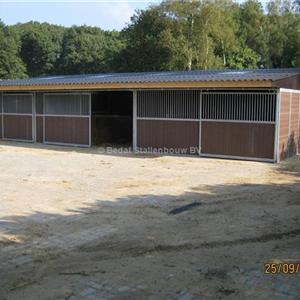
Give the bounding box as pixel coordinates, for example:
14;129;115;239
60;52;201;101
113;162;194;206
202;92;276;122
44;93;90;116
137;90;200;119
137;90;276;123
3;94;33;114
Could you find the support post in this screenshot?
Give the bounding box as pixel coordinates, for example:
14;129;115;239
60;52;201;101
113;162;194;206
274;91;281;162
198;90;202;155
132;90;137;152
32;92;36;142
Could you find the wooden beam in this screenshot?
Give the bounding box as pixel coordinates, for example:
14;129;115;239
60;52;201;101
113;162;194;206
0;80;274;91
272;74;300;90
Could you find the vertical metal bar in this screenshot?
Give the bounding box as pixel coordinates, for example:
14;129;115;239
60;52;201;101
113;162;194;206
239;94;241;121
210;93;212;119
254;95;256;121
186;90;188;119
225;94;229;120
267;94;270;122
173;90;175;118
229;93;231;120
183;90;185;119
265;94;269;121
43;94;46;143
264;94;267;121
233;94;236;120
298;93;300;154
226;93;228;120
212;93;214;119
240;94;243;121
89;93;91;147
137;91;139;117
156;91;158;118
274;91;281;162
158;91;160;118
221;93;223;120
206;94;208;119
250;94;253;121
237;94;240;120
139;91;143;117
262;93;265;122
261;94;264;121
167;90;170;118
231;94;233;120
32;93;36;142
133;90;137;152
1;93;3;139
170;90;172;118
215;93;218;119
209;93;210;119
273;94;276;121
246;94;249;121
199;90;202;155
162;90;165;118
143;91;145;118
246;93;248;120
263;93;266;121
267;94;270;121
253;94;255;121
258;94;261;121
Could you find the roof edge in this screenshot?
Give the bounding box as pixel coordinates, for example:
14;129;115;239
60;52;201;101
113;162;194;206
0;80;275;91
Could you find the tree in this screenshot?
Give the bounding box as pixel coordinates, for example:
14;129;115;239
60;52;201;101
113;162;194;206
116;8;178;72
234;0;269;67
227;46;259;69
119;1;239;71
1;0;300;79
58;26;124;74
15;22;65;77
0;20;26;79
266;0;300;67
160;0;239;70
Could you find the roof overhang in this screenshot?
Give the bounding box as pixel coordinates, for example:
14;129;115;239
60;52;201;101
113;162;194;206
0;80;276;92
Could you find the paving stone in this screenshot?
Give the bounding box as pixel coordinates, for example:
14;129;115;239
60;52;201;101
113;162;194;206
79;287;97;297
117;286;131;292
13;255;33;266
88;281;103;290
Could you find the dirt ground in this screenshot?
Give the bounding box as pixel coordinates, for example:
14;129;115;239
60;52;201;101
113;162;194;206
0;141;299;300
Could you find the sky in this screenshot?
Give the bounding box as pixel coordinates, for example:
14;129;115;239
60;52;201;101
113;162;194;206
0;0;160;31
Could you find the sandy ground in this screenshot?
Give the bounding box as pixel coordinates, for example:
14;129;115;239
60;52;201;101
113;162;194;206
0;141;299;300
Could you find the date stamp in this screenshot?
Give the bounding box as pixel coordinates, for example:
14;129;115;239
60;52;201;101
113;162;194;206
264;261;300;275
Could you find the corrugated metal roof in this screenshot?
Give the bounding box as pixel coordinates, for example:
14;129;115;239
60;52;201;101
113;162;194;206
0;68;299;86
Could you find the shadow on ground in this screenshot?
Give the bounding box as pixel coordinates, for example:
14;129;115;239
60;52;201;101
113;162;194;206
0;156;299;299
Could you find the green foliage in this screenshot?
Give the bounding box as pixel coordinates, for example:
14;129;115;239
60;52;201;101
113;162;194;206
266;1;300;67
0;20;26;79
115;8;177;71
15;22;65;77
233;0;269;67
0;0;300;80
227;47;259;69
58;26;124;74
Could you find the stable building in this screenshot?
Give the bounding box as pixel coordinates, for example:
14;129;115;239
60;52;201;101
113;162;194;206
0;68;299;162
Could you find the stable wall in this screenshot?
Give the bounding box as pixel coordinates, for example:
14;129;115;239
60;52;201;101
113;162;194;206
278;89;300;160
135;90;277;161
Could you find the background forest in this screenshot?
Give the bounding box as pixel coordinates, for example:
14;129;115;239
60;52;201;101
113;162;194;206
0;0;300;79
